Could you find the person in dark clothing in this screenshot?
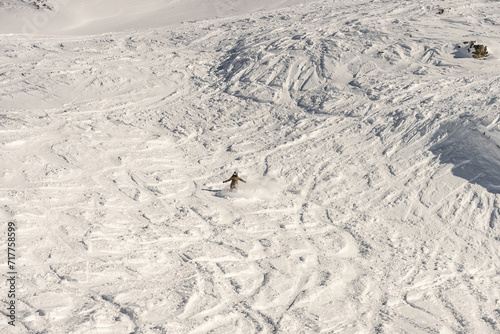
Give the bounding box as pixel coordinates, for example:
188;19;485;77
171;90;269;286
223;171;246;191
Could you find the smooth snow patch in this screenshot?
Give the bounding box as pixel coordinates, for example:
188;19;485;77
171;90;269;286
0;0;318;35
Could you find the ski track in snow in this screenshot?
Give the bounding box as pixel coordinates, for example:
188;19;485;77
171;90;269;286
1;0;500;333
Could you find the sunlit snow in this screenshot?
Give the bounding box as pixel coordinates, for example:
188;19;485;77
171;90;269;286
1;0;500;333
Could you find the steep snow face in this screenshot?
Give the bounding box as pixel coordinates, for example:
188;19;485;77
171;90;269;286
431;119;500;194
1;0;500;333
0;0;317;35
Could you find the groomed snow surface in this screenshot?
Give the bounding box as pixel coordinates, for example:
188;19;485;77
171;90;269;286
1;0;500;333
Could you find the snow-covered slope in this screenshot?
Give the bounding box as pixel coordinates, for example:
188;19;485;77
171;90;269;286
1;0;500;333
0;0;316;35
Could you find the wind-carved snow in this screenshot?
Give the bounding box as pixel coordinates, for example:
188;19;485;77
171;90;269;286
1;0;500;333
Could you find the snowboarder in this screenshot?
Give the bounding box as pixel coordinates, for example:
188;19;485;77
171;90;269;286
223;171;246;191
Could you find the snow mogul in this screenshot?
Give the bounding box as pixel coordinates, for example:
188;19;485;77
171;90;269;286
223;171;246;192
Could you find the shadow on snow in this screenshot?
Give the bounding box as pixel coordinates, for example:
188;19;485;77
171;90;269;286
430;119;500;194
